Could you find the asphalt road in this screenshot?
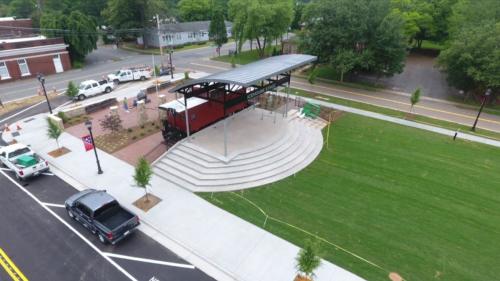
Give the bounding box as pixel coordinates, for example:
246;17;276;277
0;170;215;281
0;41;246;103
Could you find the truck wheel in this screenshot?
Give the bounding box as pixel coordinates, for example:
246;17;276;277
78;94;85;101
98;233;108;244
113;79;119;85
140;76;145;81
105;87;111;93
15;173;23;182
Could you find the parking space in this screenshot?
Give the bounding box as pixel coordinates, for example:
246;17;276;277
0;170;214;281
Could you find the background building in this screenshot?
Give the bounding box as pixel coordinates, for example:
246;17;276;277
0;18;71;82
143;21;232;48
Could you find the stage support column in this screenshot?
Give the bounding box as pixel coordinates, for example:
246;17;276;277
285;80;290;118
184;96;191;139
224;118;228;157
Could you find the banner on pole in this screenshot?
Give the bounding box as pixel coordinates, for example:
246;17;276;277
82;135;94;151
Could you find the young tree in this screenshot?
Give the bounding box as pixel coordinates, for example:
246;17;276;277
99;113;123;135
66;81;78;98
295;241;321;280
331;49;358;83
410;87;421;112
47;118;63;150
209;7;228;55
133;157;153;202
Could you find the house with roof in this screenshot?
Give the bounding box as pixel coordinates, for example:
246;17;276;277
142;21;232;48
0;18;71;83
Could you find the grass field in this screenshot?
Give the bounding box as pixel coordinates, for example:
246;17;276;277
199;113;500;281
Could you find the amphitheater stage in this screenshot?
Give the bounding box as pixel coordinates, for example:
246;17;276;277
153;107;327;192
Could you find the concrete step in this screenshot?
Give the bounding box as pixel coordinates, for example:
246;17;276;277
158;127;315;180
153;128;320;186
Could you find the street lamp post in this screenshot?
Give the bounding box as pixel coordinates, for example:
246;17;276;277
37;73;53;114
85;120;103;174
471;88;492;131
168;49;173;79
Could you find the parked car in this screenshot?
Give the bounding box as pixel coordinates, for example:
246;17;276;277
158;65;175;76
65;189;140;245
107;67;152;84
0;143;49;181
76;79;115;101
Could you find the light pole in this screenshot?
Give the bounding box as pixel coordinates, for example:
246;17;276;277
156;14;163;59
471;88;492;131
168;49;173;79
37;73;53;114
85;120;103;174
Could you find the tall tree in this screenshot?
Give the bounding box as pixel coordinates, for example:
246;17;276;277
41;11;98;62
438;23;500;95
300;0;407;78
8;0;35;18
229;0;293;57
177;0;210;21
209;7;228;55
102;0;167;31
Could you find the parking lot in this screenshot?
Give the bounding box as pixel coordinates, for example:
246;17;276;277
0;168;214;281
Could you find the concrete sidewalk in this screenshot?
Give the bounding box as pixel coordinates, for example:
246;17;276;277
2;115;366;281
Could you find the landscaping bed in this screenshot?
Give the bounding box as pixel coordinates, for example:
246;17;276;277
94;121;162;154
199;113;500;281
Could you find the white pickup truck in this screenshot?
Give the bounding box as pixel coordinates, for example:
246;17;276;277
107;67;152;84
0;143;50;181
75;79;115;101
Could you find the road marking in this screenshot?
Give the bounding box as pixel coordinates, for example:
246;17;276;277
104;253;195;269
190;62;228;71
0;100;46;124
0;248;29;281
292;81;500;126
0;170;139;281
42;202;65;208
0;168;11;171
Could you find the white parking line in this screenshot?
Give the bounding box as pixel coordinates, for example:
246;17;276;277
103;253;195;269
0;168;11;171
0;170;138;281
42;202;65;208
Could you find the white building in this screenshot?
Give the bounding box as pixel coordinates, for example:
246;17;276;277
142;21;232;48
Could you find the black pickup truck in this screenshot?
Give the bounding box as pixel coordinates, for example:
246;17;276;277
65;189;140;245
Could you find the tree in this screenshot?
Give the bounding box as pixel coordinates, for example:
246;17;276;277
99;113;123;135
295;241;321;280
66;81;78;98
209;7;228;55
178;0;210;21
133;157;153;202
8;0;35;18
228;0;294;58
47;117;62;150
300;0;407;78
40;11;98;62
290;0;305;30
438;23;500;95
102;0;168;33
331;49;358;83
410;87;421;112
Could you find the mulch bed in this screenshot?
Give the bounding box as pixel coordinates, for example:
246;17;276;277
94;121;162;153
133;193;162;212
48;147;71;158
294;275;312;281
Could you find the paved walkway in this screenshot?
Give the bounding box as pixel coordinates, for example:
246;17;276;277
2;114;366;281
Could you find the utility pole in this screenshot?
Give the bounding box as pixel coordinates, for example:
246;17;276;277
156;14;163;61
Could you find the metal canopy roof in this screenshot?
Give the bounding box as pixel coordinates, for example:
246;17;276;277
171;54;317;92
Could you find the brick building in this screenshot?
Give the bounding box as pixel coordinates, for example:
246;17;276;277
0;18;71;83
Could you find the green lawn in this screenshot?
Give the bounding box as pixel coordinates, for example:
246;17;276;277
290;87;500;141
199;113;500;281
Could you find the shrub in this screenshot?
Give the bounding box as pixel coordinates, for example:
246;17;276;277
184;71;190;80
66;81;78;98
57;111;69;124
